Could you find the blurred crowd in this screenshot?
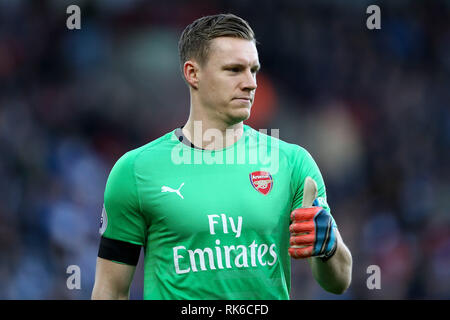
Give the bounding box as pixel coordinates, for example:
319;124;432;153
0;0;449;299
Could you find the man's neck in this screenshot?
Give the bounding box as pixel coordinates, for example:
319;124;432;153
182;117;244;150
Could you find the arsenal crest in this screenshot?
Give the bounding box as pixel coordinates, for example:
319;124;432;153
250;171;273;195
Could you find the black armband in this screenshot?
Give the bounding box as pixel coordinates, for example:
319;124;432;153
98;236;141;266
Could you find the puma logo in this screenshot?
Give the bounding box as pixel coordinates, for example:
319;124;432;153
161;183;185;199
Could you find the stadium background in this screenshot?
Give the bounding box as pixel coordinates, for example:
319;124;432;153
0;0;449;299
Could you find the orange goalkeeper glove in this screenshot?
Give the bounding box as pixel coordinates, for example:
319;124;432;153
288;177;338;261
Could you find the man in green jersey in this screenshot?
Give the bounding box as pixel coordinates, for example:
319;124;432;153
91;14;352;300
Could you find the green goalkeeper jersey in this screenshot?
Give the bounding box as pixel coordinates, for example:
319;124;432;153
99;124;331;300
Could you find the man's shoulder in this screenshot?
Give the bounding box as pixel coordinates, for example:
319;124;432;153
113;129;177;166
244;124;309;159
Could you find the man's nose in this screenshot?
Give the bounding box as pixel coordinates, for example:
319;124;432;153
241;70;257;91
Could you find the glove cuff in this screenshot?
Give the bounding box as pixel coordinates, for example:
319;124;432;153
319;240;337;262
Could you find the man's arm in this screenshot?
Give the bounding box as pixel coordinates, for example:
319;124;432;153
91;257;136;300
289;177;352;295
93;150;146;299
307;230;352;294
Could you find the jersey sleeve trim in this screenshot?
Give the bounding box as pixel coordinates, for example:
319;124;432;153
98;236;141;266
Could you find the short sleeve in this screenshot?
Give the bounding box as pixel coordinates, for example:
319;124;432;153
101;151;146;246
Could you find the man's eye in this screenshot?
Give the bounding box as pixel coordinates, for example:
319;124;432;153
225;66;241;73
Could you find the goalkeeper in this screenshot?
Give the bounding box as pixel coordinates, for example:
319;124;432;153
91;13;352;300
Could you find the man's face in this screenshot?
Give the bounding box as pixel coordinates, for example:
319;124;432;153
196;37;260;125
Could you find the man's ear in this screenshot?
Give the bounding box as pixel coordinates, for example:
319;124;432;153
183;60;200;89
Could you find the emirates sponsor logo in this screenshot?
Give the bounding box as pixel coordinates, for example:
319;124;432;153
173;214;278;274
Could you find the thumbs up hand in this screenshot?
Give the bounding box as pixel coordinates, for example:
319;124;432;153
288;177;338;261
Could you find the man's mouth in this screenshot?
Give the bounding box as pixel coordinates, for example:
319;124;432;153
233;97;252;102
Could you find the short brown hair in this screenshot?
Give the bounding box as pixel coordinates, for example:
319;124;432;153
178;13;256;70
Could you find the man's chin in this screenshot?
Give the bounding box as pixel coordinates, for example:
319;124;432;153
228;108;251;125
